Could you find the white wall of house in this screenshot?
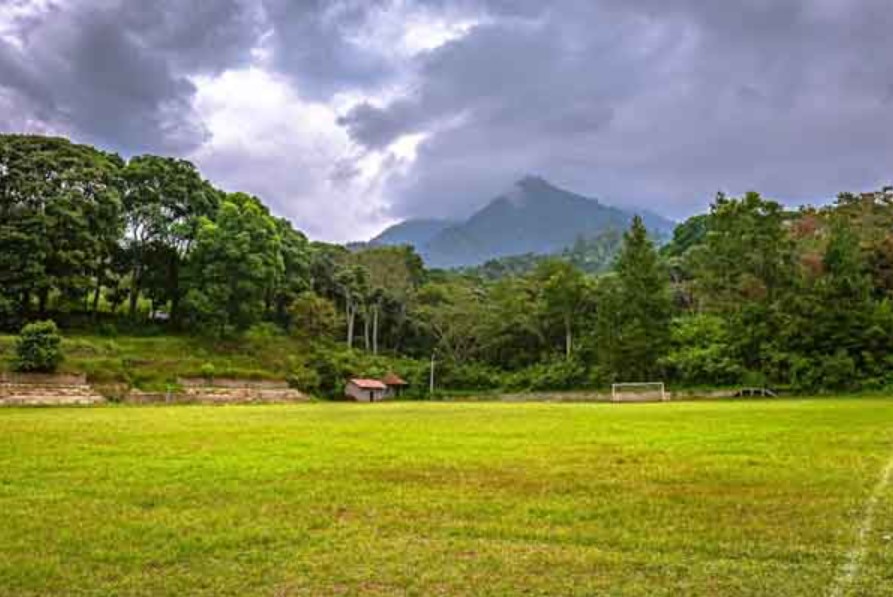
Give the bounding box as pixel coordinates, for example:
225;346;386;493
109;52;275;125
346;382;385;402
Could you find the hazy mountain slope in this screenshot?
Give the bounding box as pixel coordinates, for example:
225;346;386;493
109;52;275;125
369;176;675;268
369;219;454;248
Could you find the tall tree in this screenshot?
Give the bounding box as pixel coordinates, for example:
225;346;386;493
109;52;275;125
0;134;123;318
272;218;312;326
534;259;589;359
604;216;672;380
335;265;368;350
352;246;424;354
183;194;283;333
121;155;218;322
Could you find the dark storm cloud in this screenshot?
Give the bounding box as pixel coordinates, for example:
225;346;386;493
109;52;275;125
0;0;262;154
341;0;893;221
1;0;892;237
261;0;397;98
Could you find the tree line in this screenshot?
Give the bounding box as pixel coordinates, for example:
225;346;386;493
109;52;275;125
3;133;893;393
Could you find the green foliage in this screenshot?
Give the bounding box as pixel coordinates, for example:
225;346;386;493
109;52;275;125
200;362;216;383
184;194;284;334
662;315;743;386
0;135;123;320
5;133;893;395
286;362;322;394
661;214;709;258
121;155;219;322
506;358;589;391
598;216;672;381
15;320;63;372
461;229;624;280
289;292;338;340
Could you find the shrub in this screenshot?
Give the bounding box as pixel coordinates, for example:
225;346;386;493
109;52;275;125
15;320;64;373
789;349;858;393
244;322;283;342
200;362;216;383
507;359;589;392
437;361;502;391
97;322;118;337
286;363;322;394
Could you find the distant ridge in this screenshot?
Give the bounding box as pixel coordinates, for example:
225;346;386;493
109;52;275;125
369;218;454;248
369;176;675;268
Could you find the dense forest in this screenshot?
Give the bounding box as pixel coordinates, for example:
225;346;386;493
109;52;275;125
2;133;893;395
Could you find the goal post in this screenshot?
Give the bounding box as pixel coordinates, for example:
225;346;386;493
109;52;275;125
611;382;668;403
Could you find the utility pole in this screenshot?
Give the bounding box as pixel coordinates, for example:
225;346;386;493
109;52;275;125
429;351;436;396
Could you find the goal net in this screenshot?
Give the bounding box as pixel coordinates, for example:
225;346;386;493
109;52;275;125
611;382;668;403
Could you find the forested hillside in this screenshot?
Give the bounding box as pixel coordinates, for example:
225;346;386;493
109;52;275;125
2;133;893;396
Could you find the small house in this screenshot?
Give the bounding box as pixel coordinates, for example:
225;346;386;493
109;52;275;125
382;372;409;398
346;378;387;402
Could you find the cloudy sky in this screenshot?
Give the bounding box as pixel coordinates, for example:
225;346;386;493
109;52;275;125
1;0;891;241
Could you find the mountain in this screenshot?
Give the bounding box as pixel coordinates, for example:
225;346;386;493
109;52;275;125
369;218;454;248
369;176;676;268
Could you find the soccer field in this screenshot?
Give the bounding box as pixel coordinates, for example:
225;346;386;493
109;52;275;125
1;399;892;596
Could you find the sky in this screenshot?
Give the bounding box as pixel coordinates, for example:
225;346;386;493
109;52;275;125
1;0;891;242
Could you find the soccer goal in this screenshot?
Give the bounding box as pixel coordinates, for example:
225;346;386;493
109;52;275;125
611;382;668;403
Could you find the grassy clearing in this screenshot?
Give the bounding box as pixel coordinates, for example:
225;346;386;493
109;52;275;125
0;333;421;394
1;399;892;595
0;333;300;386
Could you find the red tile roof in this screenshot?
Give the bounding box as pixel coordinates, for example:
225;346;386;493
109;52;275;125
349;378;387;390
382;372;408;386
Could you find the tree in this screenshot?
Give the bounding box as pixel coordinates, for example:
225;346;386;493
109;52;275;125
693;192;794;310
335;265;368;349
662;315;742;385
534;259;590;359
689;192;795;373
603;216;672;380
661;214;709;258
272;218;311;327
352;246;424;354
121;155;218;322
15;320;63;373
289;292;338;340
0;135;123;318
183;194;283;334
414;278;486;364
480;276;545;368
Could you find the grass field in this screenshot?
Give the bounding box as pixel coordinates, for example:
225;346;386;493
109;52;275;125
1;399;892;596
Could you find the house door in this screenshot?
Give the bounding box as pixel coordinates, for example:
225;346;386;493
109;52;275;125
369;390;375;402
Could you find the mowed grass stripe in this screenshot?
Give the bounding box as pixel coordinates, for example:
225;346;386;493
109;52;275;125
0;399;891;596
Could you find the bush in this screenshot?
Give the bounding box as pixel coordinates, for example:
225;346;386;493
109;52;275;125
200;362;216;383
15;320;64;373
286;362;322;394
245;322;283;342
437;361;503;391
790;349;858;393
512;359;590;392
97;322;118;337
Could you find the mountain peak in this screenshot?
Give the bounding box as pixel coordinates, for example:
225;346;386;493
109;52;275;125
367;177;676;268
504;175;555;206
516;174;551;189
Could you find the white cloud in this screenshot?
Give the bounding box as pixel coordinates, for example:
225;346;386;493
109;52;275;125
346;1;482;58
190;66;421;242
0;0;56;49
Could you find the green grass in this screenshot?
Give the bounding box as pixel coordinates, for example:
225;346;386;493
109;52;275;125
0;333;423;394
0;333;299;386
1;399;892;595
